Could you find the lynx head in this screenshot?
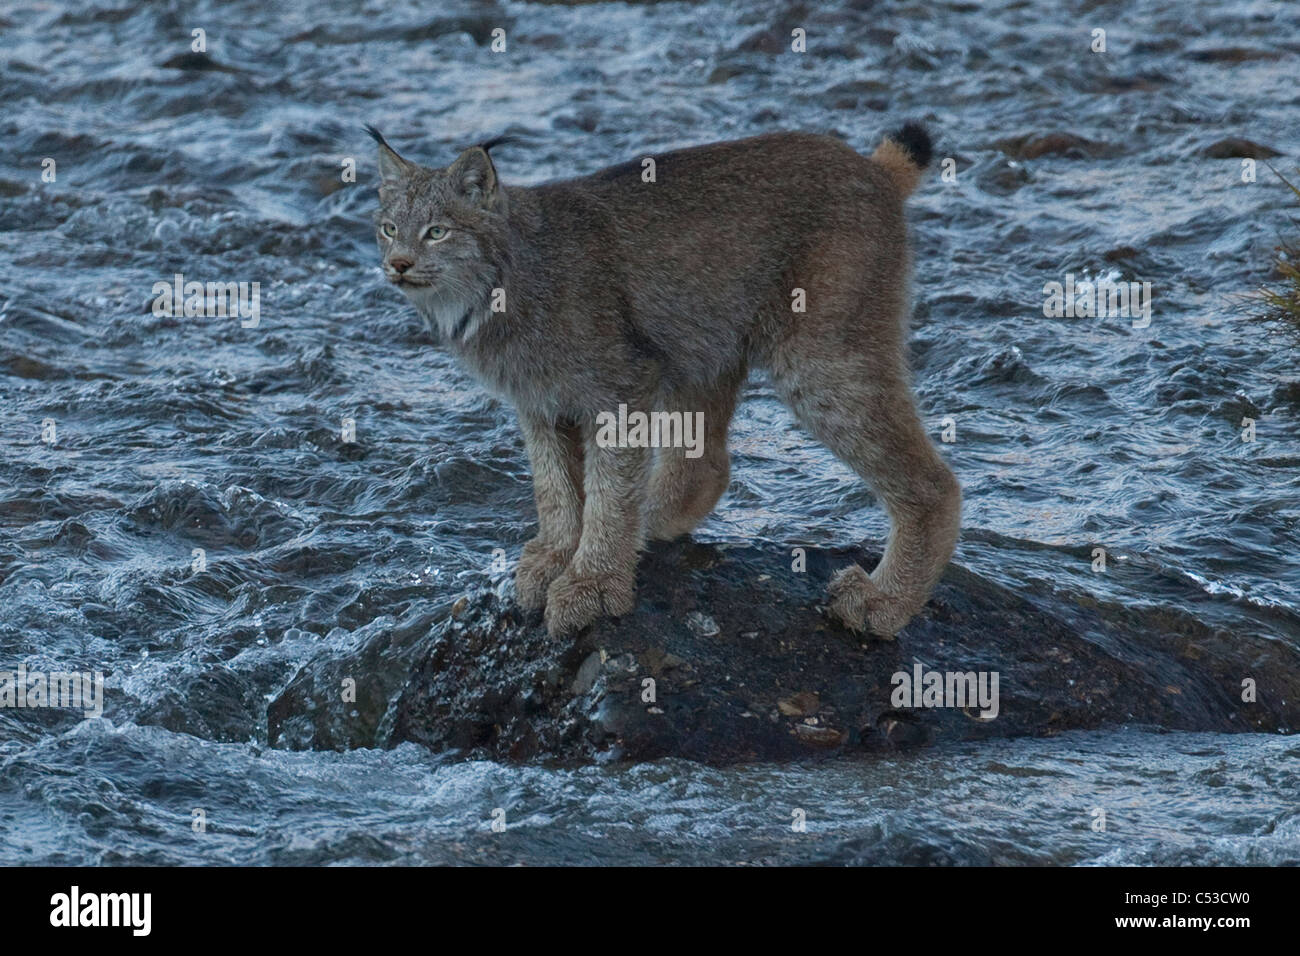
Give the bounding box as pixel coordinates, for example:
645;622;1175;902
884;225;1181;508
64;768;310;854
366;126;509;343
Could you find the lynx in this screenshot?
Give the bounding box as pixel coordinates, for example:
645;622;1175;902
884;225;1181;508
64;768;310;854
368;123;960;639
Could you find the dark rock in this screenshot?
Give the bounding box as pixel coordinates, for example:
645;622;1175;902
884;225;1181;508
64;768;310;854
1216;391;1262;424
1200;138;1282;160
399;16;500;47
267;540;1300;765
976;157;1032;195
795;723;846;747
1131;39;1182;56
778;691;820;716
1185;47;1282;64
1272;380;1300;408
286;16;506;48
733;27;788;55
159;52;240;74
708;64;746;84
267;609;445;750
993;132;1118;160
137;665;262;742
1091;73;1167;94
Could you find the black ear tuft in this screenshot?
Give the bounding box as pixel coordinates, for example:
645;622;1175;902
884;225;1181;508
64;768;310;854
462;133;522;157
367;126;414;183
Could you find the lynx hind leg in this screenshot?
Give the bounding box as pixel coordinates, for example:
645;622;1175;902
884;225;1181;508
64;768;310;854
771;333;960;639
644;373;741;541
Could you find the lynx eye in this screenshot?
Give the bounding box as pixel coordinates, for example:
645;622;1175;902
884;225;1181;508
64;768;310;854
380;221;396;239
423;225;449;243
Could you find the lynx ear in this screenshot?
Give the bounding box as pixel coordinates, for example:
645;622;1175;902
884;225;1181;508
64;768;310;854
448;146;498;205
365;125;413;185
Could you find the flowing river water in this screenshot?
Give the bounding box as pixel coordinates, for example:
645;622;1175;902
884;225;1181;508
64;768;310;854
1;0;1298;864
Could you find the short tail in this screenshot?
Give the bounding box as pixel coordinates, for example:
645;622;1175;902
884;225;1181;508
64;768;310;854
871;121;932;197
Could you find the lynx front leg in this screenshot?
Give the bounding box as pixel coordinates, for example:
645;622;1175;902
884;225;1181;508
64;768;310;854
544;437;649;636
515;414;584;610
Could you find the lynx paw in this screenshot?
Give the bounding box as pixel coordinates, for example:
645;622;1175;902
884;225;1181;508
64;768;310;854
515;538;573;611
543;568;636;636
827;564;915;639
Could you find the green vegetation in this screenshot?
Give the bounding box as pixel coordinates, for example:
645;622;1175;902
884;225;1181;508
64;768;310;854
1257;167;1300;322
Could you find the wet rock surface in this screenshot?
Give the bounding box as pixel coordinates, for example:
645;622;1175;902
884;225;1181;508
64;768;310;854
268;540;1300;765
992;131;1119;160
1200;137;1283;159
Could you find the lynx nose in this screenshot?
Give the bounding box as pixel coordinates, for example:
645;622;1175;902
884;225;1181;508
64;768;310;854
388;257;413;274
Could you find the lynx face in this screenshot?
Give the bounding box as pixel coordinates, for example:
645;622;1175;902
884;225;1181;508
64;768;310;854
368;128;507;342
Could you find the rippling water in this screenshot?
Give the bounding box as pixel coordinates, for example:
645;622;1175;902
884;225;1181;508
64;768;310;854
1;0;1298;865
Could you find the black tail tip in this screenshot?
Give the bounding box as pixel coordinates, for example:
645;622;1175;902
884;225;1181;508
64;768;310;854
892;121;932;169
363;124;387;147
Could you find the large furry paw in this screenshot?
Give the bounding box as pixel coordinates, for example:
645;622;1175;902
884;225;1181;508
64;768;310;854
827;564;915;639
543;568;636;636
514;538;574;611
644;513;693;543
